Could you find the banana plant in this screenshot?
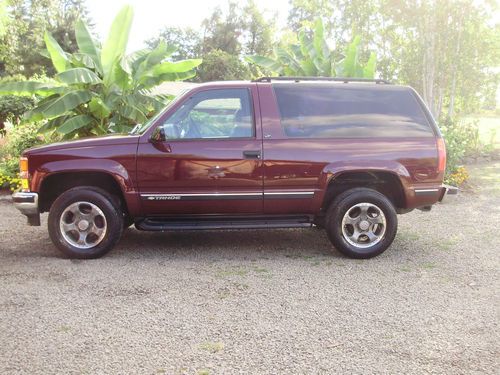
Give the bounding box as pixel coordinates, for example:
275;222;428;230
0;5;202;138
245;19;376;79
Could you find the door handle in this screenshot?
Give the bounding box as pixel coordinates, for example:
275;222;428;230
243;150;261;159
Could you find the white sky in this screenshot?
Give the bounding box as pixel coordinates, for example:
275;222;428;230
86;0;290;52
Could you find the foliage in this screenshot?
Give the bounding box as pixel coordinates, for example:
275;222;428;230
195;49;250;82
0;170;20;191
149;1;274;81
0;0;91;77
287;0;500;118
0;122;43;190
245;19;376;78
0;6;202;138
201;2;243;56
0;94;34;124
439;117;483;185
146;27;201;60
288;0;334;34
445;166;469;187
241;0;275;56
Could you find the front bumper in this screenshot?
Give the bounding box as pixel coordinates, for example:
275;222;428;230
12;192;40;226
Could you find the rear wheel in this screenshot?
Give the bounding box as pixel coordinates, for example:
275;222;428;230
325;188;397;259
48;187;123;259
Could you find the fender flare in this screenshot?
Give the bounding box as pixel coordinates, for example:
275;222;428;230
311;160;411;212
32;159;141;216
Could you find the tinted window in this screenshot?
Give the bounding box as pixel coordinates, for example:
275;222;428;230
273;84;433;138
158;88;254;139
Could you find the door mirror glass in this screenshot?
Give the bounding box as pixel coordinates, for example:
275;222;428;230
150;126;166;142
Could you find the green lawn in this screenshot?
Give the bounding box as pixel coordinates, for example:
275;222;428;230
464;116;500;150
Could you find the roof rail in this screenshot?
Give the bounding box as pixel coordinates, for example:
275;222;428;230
252;76;391;84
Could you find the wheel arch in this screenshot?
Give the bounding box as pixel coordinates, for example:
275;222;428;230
38;170;129;215
317;164;410;214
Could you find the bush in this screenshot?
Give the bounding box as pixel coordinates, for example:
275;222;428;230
439;117;483;186
195;49;250;82
0;75;36;135
0;96;34;124
0;171;20;192
0;122;44;190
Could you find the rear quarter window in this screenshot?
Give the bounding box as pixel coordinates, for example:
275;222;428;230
273;84;434;138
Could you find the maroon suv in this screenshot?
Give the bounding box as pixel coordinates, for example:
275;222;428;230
12;77;448;259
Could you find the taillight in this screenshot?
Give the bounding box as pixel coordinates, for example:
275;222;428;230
19;157;29;191
437;138;446;174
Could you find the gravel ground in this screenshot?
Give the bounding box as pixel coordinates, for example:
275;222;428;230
0;162;499;375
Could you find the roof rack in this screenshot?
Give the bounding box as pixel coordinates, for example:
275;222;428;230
252;76;391;84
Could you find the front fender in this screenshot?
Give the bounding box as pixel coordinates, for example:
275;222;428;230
31;159;141;216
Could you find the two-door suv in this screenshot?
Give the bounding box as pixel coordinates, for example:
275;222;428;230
12;77;447;259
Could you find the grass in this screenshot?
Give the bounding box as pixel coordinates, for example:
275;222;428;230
57;325;71;333
215;267;248;278
467;161;500;195
420;262;437;270
464;115;500;150
435;237;459;251
198;342;224;353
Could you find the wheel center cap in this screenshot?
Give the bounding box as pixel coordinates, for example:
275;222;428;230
359;220;370;231
78;220;90;231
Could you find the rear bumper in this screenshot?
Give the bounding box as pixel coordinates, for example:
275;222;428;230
12;192;40;225
413;184;457;212
440;184;459;203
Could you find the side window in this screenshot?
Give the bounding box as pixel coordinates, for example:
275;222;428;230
158;88;254;139
273;84;434;138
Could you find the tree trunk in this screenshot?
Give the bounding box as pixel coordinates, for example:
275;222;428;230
422;8;437;116
447;9;465;118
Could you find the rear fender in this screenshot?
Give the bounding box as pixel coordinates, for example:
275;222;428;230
311;160;411;212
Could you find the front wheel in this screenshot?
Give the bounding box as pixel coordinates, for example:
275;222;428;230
48;187;124;259
325;188;397;259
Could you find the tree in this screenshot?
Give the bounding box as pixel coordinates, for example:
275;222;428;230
1;0;91;77
201;2;243;55
288;0;334;34
195;49;249;82
383;0;500;117
246;19;376;78
0;6;202;138
146;26;202;60
287;0;500;117
241;0;275;56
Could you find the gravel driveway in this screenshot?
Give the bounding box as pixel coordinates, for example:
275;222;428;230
1;162;499;374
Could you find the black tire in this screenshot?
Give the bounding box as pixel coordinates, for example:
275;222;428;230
325;187;397;259
48;186;124;259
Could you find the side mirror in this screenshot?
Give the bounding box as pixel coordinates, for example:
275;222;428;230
150;126;166;143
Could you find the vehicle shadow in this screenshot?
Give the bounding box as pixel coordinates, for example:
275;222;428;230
112;227;339;260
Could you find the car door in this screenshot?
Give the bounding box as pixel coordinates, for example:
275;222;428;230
136;86;263;216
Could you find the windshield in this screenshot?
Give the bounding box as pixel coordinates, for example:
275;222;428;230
129;91;188;135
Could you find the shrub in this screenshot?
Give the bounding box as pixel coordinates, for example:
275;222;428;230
0;96;35;124
0;123;44;190
0;75;36;132
439;117;483;186
0;171;20;192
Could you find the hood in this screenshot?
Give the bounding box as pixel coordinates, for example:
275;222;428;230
24;134;140;156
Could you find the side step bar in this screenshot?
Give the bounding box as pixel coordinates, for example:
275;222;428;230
135;215;313;231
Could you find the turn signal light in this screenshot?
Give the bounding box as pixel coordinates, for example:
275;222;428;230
19;157;29;192
19;157;28;173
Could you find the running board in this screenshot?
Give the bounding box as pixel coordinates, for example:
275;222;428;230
135;215;313;231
